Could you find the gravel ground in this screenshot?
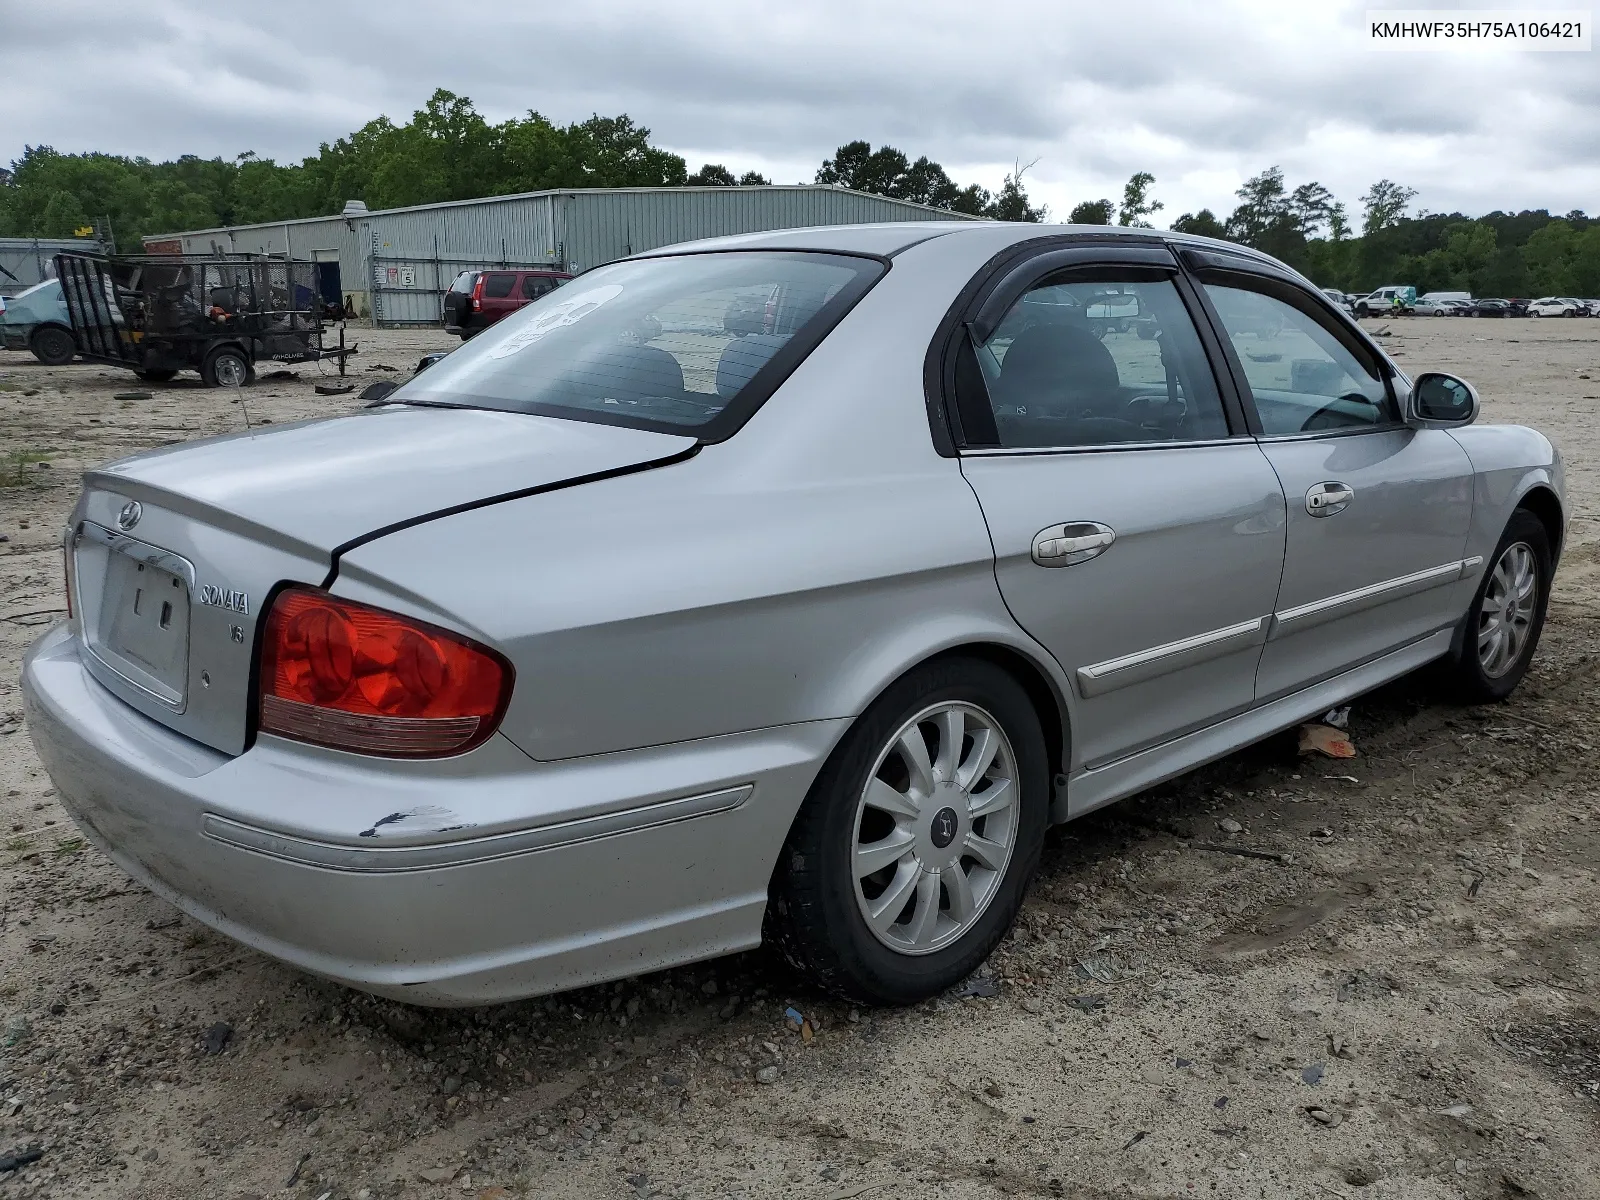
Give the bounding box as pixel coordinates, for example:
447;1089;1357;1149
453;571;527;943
1;318;1597;1200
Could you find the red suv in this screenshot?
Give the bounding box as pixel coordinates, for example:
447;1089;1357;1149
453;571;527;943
442;269;571;339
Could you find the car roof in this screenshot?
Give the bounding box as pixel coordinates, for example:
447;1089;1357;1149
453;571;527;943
634;221;1298;269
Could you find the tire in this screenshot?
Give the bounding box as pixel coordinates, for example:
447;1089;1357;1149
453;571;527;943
29;325;75;366
133;368;178;382
201;346;253;388
765;657;1050;1006
1356;304;1371;317
1438;509;1552;704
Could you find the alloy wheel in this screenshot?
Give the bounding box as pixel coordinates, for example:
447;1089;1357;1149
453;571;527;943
851;702;1019;956
1478;541;1538;678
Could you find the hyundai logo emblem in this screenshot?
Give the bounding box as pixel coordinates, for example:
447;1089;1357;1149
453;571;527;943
930;806;959;850
116;500;142;531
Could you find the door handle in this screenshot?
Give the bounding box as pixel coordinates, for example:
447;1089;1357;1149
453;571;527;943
1032;522;1116;567
1305;481;1354;517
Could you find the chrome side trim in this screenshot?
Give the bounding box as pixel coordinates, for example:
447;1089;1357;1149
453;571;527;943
1060;628;1454;822
1270;560;1466;635
202;785;753;873
960;436;1244;457
1077;617;1266;697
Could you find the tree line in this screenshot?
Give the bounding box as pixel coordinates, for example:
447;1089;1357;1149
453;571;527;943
1059;166;1596;298
2;87;1593;296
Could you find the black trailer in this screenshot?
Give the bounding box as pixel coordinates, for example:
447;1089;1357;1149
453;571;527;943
54;252;356;386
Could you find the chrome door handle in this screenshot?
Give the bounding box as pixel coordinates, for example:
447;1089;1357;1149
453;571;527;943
1032;522;1115;567
1305;481;1354;517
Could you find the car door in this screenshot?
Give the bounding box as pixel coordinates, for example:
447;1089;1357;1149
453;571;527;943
479;272;519;325
1190;261;1475;702
951;245;1288;770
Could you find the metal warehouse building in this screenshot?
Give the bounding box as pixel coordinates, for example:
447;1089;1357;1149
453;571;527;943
144;186;976;326
1;237;103;297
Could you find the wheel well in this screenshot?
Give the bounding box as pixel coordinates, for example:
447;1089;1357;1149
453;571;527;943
925;643;1069;780
1517;486;1564;564
30;322;70;340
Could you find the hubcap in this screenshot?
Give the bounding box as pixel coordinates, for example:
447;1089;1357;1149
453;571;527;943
215;356;247;388
851;702;1019;956
1478;541;1538;678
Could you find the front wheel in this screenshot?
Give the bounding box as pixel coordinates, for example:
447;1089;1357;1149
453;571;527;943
766;658;1050;1006
30;325;75;366
1439;510;1551;703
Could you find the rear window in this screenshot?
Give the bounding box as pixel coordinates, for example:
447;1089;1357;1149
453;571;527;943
481;273;516;298
448;272;476;295
389;251;884;439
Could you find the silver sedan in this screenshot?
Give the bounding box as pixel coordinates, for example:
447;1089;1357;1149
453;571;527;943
23;223;1564;1006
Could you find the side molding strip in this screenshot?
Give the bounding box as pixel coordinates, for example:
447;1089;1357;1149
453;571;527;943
1077;617;1266;697
1271;559;1468;635
203;784;753;873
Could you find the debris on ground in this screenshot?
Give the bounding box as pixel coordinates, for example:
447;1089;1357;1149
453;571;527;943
1321;706;1351;729
1299;723;1357;758
957;976;1000;998
201;1020;233;1054
0;1148;44;1172
111;390;152;401
314;382;355;396
1217;817;1244;835
1301;1063;1325;1085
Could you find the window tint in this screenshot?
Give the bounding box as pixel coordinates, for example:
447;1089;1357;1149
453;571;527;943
521;275;559;300
391;251;881;435
481;273;516;299
968;275;1230;448
1204;284;1397;435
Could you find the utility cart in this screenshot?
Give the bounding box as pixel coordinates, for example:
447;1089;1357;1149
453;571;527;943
54;252;356;386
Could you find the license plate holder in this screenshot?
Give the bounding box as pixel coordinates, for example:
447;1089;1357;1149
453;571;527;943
79;527;193;707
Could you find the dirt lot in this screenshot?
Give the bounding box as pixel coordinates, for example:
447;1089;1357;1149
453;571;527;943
1;317;1598;1200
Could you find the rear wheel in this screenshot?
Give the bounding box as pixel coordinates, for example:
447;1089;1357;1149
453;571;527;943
133;368;177;382
766;657;1049;1006
201;345;253;388
29;325;75;366
1439;510;1551;703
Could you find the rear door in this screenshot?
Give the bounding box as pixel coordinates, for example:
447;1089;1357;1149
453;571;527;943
478;272;519;325
952;244;1288;770
1189;259;1475;701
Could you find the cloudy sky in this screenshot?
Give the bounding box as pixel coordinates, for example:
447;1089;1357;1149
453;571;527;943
2;0;1595;222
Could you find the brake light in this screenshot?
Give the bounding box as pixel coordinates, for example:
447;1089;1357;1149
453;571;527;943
470;275;484;312
258;587;512;757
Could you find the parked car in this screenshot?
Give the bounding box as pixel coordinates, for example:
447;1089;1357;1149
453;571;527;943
1414;297;1472;316
1472;298;1514;318
23;223;1565;1007
442;268;572;339
1506;299;1531;317
1420;291;1472;305
1528;297;1581;318
1353;285;1416;316
1560;298;1594;317
0;277;77;364
1320;287;1355;314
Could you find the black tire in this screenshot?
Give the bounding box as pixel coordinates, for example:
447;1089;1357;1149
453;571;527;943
201;345;253;388
133;368;178;382
1438;509;1552;704
766;657;1050;1006
29;325;75;366
1356;304;1371;318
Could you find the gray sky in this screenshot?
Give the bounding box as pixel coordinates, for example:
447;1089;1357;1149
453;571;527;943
3;0;1595;222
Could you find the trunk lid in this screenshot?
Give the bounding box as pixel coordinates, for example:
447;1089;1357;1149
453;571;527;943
70;406;695;755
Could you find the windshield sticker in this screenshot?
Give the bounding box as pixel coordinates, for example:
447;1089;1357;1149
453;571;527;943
487;284;624;358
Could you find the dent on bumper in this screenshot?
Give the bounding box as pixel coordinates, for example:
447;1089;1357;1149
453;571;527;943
21;624;842;1004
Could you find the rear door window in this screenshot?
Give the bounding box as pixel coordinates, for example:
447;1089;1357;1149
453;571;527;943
481;273;516;299
521;275;558;300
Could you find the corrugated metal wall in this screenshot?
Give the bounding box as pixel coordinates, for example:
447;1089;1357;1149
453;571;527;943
0;238;103;296
147;186;979;326
561;187;961;273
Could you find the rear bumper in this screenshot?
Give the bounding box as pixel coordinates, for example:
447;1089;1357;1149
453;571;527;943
22;624;841;1005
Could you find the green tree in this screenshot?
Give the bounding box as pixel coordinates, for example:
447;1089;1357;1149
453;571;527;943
814;141;1040;220
1117;172;1162;227
1069;198;1114;225
738;171;771;186
1171;209;1226;239
1360;179;1417;236
687;164;738;186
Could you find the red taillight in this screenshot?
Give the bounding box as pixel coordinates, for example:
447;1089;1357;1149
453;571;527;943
470;275;484;312
258;587;512;758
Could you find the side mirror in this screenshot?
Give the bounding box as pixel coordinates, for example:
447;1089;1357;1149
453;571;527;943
1403;371;1479;429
